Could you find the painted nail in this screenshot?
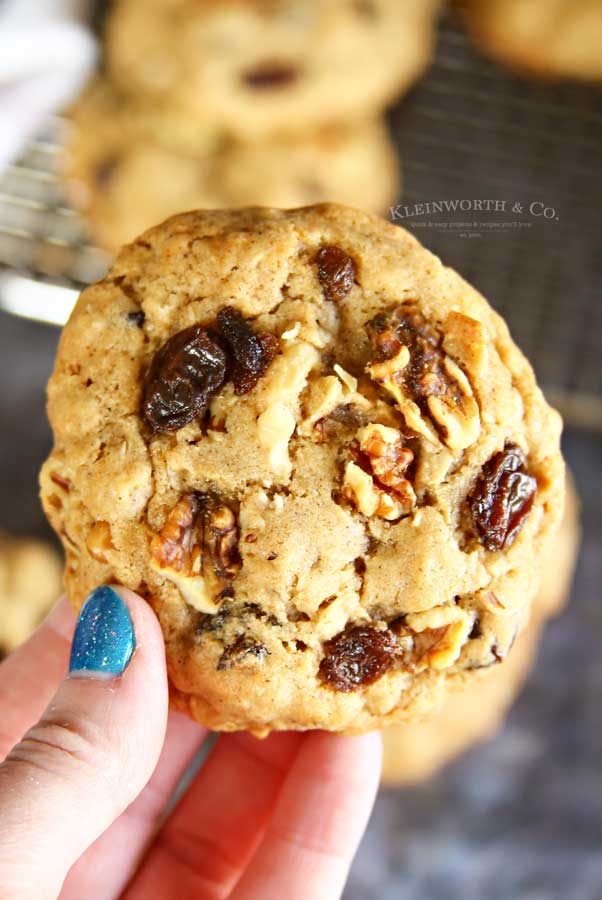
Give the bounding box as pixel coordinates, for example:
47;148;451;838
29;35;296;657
69;586;136;679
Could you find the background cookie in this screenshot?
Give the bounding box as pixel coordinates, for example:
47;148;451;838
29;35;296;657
460;0;602;81
40;204;565;734
106;0;442;140
0;534;63;658
381;475;579;786
64;83;400;253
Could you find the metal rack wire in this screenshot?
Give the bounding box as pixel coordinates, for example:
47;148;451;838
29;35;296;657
0;11;600;426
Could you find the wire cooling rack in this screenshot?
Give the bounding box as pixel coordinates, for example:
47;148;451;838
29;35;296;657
0;9;601;427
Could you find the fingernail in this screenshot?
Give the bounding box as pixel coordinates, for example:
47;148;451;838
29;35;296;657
69;586;136;679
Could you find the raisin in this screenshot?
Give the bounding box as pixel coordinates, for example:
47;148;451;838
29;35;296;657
367;306;455;410
469;442;537;551
142;326;227;433
216;306;278;394
217;636;268;670
469;618;482;639
95;154;119;187
318;624;401;692
354;557;367;575
314;246;357;304
242;62;299;88
127;310;145;328
194;604;232;636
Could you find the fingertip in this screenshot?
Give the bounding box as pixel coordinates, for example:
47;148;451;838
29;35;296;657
103;585;167;680
43;594;75;641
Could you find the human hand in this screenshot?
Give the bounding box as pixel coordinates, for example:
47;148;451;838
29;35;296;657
0;586;381;899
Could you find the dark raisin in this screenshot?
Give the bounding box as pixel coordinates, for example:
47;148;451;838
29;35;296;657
327;403;368;428
318;624;401;692
354;557;367;576
367;306;455;411
95;154;119;187
216;306;278;394
127;310;145;328
0;645;6;663
469;442;537;551
314;246;357;304
469;618;482;639
354;0;378;18
142;326;227;433
242;62;299;88
242;602;280;626
217;636;268;670
194;604;233;636
113;275;140;302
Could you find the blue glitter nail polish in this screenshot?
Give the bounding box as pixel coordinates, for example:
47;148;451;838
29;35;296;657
69;586;136;678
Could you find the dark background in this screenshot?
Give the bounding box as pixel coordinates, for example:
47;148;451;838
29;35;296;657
0;10;600;900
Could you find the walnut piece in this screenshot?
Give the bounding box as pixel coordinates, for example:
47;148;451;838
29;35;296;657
366;306;480;451
150;494;241;614
403;605;473;671
86;521;115;564
343;424;415;521
257;340;320;480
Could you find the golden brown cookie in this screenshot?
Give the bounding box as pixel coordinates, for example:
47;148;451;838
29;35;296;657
106;0;442;140
63;82;400;253
40;204;565;734
381;475;579;785
460;0;602;81
0;534;63;657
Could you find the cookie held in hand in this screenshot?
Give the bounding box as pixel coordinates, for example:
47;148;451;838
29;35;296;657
41;204;565;734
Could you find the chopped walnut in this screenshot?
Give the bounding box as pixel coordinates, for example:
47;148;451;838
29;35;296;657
357;424;415;502
150;493;241;614
403;605;473;671
300;375;345;433
343;462;405;520
333;364;358;394
86;521;115;564
343;424;415;521
366;306;480;451
257;340;320;479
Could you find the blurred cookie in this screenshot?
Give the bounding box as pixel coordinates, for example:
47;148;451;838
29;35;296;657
461;0;602;81
64;81;400;253
381;475;579;786
106;0;442;140
0;535;63;658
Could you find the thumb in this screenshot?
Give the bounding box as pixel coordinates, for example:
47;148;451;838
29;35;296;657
0;586;168;900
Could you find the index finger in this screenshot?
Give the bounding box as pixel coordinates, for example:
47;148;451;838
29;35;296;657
230;730;382;900
0;596;73;759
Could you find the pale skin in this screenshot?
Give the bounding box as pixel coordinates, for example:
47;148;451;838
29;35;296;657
0;590;381;900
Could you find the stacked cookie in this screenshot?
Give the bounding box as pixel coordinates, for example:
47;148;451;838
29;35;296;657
64;0;443;253
460;0;602;81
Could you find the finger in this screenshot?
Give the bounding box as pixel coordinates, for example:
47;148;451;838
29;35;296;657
61;711;207;900
0;586;168;900
126;730;305;900
230;731;382;900
0;596;74;759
